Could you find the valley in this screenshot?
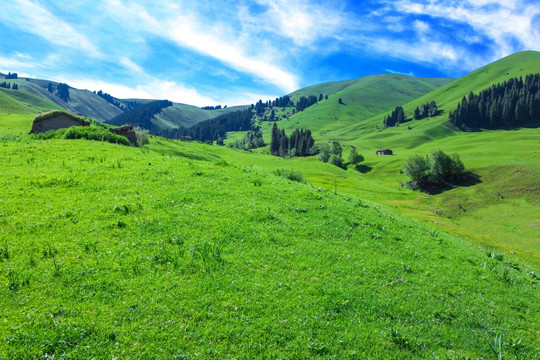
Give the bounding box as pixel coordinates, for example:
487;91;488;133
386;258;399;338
1;51;539;358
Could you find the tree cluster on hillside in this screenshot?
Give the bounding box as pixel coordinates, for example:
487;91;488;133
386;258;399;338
5;72;18;79
232;130;265;150
413;101;438;119
404;150;465;190
56;83;71;102
318;141;363;169
158;109;253;141
108;100;173;129
201;105;223;110
94;90;140;111
383;106;405;127
448;73;540;129
295;95;318;112
270;124;314;157
0;82;12;89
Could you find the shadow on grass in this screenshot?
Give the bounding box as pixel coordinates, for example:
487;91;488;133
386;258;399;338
355;164;373;173
412;171;481;195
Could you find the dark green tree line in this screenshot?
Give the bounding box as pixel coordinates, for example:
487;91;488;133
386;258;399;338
383;106;405;127
413;101;438;119
270;124;315;157
448;73;540;129
108;100;173;130
159;109;254;141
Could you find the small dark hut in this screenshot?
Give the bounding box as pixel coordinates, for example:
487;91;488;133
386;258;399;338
30;111;90;134
109;125;139;147
376;149;393;155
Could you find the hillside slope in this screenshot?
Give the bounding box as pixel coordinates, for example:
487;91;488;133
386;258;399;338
0;136;538;358
336;50;540;145
153;103;250;129
0;87;62;114
272;74;453;140
0;88;64;135
220;51;540;268
1;77;123;122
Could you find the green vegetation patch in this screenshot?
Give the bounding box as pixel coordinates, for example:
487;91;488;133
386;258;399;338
0;139;538;358
31;124;131;146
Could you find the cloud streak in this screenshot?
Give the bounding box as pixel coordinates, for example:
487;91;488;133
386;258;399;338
0;0;100;57
101;0;299;93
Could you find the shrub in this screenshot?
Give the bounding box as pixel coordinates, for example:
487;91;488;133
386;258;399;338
274;169;305;183
318;143;331;163
134;126;149;146
329;154;344;169
348;148;364;166
404;150;466;189
63;125;130;146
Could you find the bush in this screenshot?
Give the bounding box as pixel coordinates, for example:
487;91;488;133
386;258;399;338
404;150;466;189
274;169;306;183
329;154;344;169
32;125;130;146
318;143;331;163
63;125;131;146
134;126;149;146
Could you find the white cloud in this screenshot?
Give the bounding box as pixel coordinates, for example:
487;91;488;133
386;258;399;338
120;58;145;75
385;69;415;76
393;0;540;59
0;0;100;57
413;20;430;34
100;0;300;93
58;77;217;106
247;0;348;47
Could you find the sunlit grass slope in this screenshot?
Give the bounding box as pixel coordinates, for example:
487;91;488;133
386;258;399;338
220;52;540;268
337;51;540;145
152;104;250;130
270;74;453;141
0;88;63;135
0;136;538;359
5;78;123;122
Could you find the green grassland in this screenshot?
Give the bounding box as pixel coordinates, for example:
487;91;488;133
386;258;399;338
268;74;453;141
0;135;538;358
1;51;540;357
0;88;63;135
235;51;540;269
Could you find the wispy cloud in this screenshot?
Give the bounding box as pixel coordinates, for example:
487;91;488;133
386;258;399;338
0;0;100;57
385;69;415;76
392;0;540;59
101;0;299;93
59;76;217;106
242;0;350;47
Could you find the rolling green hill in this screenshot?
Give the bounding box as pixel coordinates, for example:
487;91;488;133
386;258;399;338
273;74;453;139
0;136;538;358
0;76;123;122
232;51;540;268
1;51;540;357
0;87;64;135
151;103;249;129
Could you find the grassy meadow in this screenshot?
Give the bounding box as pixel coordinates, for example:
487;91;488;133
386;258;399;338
0;133;539;358
229;51;540;268
1;51;540;358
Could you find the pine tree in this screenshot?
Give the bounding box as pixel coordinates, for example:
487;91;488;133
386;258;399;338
270;123;279;156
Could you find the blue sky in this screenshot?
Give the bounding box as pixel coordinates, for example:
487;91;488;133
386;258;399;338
1;0;539;106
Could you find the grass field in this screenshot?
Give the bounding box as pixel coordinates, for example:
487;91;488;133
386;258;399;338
0;135;538;359
234;51;540;269
1;50;539;357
